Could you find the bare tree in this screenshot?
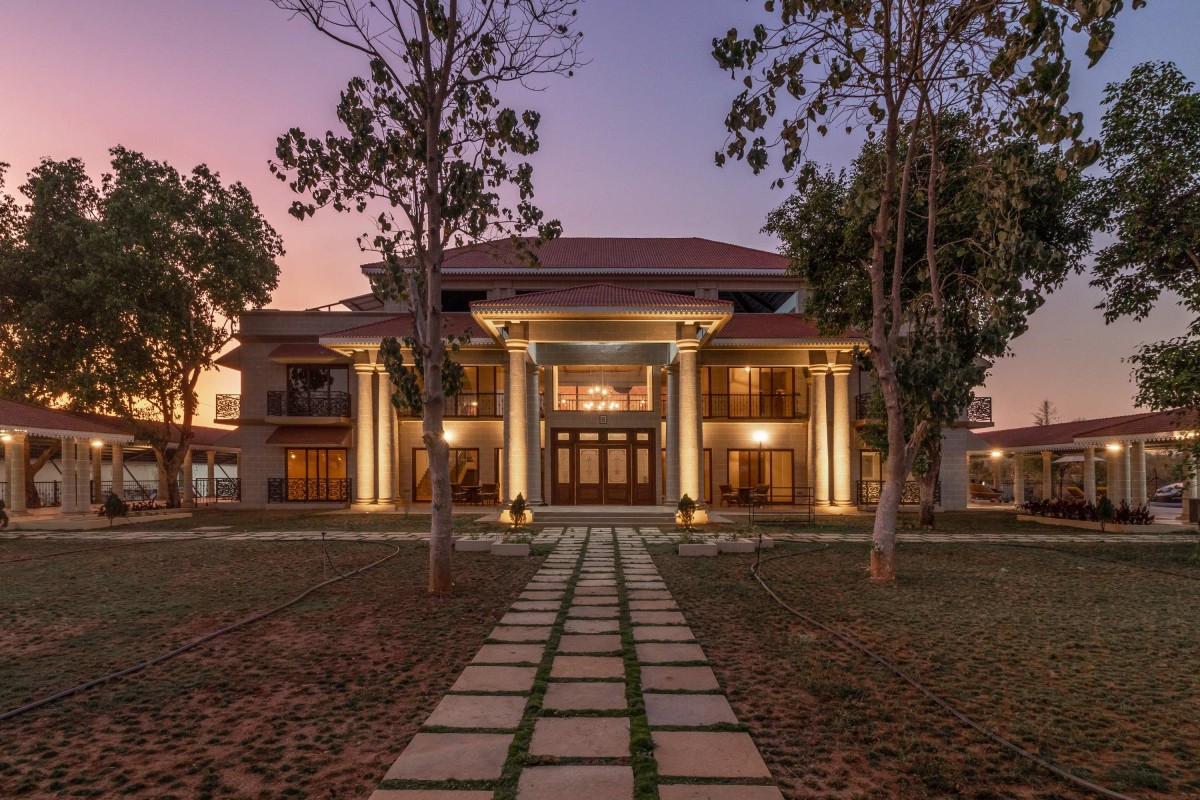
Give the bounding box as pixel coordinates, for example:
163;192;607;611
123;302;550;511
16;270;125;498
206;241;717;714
1033;399;1060;427
270;0;582;592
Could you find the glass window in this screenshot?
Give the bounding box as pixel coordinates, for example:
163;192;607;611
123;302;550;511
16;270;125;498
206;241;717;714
412;448;481;502
287;365;349;396
727;448;793;502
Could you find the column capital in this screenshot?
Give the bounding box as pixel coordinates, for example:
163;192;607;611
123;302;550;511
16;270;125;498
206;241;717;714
829;363;852;376
354;362;377;374
675;339;700;353
506;338;530;353
808;364;831;375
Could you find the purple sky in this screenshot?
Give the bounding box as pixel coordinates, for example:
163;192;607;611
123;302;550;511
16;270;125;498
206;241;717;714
1;1;1196;430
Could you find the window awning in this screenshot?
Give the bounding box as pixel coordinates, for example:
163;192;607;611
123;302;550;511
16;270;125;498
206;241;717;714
264;426;351;447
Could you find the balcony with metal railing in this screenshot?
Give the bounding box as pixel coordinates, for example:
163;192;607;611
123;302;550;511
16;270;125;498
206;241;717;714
267;477;352;503
395;392;506;418
214;394;241;421
702;393;805;419
266;390;352;419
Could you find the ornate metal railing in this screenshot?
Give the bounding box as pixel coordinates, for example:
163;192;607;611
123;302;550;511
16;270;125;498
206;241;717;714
856;480;940;506
214;394;241;420
267;477;352;503
192;478;241;502
702;393;804;419
100;481;155;502
395;392;506;418
965;396;992;424
557;395;650;412
33;481;61;507
267;390;352;418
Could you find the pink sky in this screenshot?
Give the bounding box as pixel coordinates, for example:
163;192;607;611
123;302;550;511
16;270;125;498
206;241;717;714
1;1;1195;430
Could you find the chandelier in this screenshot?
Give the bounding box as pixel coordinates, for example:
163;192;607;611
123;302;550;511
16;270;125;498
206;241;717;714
581;368;620;411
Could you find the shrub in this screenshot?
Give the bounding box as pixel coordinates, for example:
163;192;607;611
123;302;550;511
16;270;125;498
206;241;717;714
101;491;129;526
676;494;697;531
1021;496;1155;525
507;493;528;529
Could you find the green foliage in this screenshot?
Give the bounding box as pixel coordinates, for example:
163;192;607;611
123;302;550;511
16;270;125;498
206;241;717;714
508;493;529;529
0;149;282;505
1097;495;1116;523
101;491;129;526
676;493;697;531
380;332;469;414
1090;62;1200;471
765;115;1091;439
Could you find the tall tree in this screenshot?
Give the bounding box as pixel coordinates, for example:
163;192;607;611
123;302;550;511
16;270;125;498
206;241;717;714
1033;399;1061;426
270;0;582;592
0;149;284;506
715;0;1132;580
1090;61;1200;472
766;116;1090;529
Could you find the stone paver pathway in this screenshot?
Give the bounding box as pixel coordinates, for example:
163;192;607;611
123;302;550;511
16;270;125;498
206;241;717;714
369;526;783;800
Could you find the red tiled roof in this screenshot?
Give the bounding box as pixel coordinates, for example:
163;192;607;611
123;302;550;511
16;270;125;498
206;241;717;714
978;410;1196;449
713;314;861;341
322;312;487;340
0;399;130;437
265;425;351;447
363;237;790;274
470;284;733;312
69;411;233;447
268;343;348;361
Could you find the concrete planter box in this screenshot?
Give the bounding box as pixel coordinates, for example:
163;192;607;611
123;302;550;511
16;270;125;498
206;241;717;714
455;538;494;552
1017;514;1181;534
491;542;531;556
677;543;718;557
717;539;757;554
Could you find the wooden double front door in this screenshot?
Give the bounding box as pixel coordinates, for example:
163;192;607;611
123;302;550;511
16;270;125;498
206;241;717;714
551;429;656;506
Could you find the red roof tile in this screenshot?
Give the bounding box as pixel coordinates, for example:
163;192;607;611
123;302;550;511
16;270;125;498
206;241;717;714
268;343;349;361
363;237;790;274
713;314;860;341
0;399;130;438
322;312;487;340
265;425;351;447
978;409;1197;449
470;283;733;312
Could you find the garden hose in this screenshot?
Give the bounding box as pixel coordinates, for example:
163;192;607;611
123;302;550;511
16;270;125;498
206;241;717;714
0;537;401;723
748;546;1140;800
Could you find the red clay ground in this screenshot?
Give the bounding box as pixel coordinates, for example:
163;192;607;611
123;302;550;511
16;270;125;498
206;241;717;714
0;538;541;799
655;540;1200;800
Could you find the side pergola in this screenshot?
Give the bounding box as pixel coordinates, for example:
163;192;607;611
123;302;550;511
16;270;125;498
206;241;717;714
970;410;1198;509
0;398;133;516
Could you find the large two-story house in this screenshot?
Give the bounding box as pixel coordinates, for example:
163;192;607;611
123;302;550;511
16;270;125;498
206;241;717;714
213;237;988;512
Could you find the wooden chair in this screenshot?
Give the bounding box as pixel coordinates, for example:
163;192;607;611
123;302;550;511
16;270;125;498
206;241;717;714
752;484;771;506
479;483;499;505
451;483;468;503
719;484;737;506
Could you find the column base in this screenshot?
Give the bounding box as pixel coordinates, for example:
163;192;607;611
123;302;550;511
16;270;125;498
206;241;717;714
350;501;379;512
499;508;535;525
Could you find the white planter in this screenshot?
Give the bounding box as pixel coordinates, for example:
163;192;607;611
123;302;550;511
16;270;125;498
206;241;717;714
491;542;531;556
455;538;494;552
678;543;718;557
756;536;775;549
717;540;757;554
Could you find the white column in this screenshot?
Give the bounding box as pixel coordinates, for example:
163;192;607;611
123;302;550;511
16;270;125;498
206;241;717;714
354;363;376;505
830;364;852;505
376;365;394;506
526;364;542;504
9;434;27;514
77;443;91;509
181;447;194;507
1012;453;1024;506
206;449;215;498
1131;441;1147;506
506;340;529;502
665;366;679;504
1083;446;1096;504
1041;451;1053;500
112;443;124;500
1121;443;1132;504
62;439;78;513
810;366;830;505
156;460;169;505
91;444;104;503
1108;447;1123;503
676;339;701;502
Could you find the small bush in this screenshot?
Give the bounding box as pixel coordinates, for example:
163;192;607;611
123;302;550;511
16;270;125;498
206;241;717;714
507;493;528;529
676;494;697;531
1021;497;1155;525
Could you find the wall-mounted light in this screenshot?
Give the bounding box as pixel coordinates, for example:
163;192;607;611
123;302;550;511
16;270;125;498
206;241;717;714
1;433;11;442
990;450;1003;459
753;430;769;445
1106;443;1122;452
91;439;104;448
444;430;455;443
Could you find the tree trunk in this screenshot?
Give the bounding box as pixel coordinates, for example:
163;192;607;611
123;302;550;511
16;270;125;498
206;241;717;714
918;438;943;530
24;440;60;509
870;453;905;581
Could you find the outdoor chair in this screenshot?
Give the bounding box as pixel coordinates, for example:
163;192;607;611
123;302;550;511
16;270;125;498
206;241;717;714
719;484;737;506
451;483;468;503
479;483;499;505
752;484;771;506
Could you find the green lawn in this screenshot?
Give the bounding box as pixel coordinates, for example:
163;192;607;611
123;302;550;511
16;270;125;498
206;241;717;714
105;507;494;533
0;539;541;799
655;540;1200;799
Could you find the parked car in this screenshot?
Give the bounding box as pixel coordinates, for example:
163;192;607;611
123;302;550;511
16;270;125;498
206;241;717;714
1154;482;1184;504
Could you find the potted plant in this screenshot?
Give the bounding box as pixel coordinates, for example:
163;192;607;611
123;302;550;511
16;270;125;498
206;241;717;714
492;494;532;555
675;496;717;555
718;527;757;554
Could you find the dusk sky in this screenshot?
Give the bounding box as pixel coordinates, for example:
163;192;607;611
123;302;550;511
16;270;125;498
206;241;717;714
2;1;1197;430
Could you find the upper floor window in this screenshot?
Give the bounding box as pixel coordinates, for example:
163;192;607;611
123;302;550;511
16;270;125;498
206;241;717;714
702;367;803;418
287;365;349;397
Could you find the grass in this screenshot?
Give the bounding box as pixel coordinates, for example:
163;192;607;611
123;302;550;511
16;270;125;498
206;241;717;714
85;507;498;533
654;539;1200;799
0;538;542;799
